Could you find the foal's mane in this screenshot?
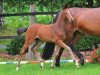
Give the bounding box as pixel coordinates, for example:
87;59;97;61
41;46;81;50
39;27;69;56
62;4;69;9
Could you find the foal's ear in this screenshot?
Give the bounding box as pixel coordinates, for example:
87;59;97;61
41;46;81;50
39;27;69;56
62;4;69;10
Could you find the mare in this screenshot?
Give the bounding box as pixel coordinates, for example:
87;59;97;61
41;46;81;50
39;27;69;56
16;9;79;70
64;7;100;36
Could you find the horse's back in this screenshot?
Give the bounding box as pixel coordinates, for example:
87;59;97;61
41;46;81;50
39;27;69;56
36;24;55;42
75;8;100;36
26;23;54;42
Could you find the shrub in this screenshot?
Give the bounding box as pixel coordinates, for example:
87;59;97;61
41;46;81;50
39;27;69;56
75;36;100;50
6;36;25;55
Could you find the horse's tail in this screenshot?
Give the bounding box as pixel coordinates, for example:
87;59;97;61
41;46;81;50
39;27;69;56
41;43;55;60
17;28;27;35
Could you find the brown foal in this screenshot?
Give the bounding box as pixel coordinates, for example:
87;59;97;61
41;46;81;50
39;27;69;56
16;9;79;70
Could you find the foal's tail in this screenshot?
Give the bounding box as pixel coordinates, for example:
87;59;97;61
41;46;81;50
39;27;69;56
17;28;27;35
41;43;55;60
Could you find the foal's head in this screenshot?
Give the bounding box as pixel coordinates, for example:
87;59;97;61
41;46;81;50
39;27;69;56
62;8;74;26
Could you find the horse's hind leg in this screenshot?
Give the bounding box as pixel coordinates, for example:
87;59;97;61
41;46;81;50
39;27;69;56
16;42;33;70
31;40;44;69
16;34;37;70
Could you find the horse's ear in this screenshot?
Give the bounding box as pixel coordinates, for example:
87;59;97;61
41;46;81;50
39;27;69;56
62;4;69;10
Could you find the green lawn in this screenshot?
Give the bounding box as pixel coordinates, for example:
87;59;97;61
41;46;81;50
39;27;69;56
0;62;100;75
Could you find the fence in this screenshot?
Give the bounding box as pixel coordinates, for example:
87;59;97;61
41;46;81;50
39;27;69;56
0;12;57;17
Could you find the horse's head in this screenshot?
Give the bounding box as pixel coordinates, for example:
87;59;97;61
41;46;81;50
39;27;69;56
62;8;74;26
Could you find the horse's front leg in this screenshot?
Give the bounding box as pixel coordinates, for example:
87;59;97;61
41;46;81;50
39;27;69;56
51;45;60;69
68;31;85;65
55;47;64;67
31;40;44;69
56;40;79;68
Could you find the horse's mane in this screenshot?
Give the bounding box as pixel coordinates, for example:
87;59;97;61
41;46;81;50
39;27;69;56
52;11;61;23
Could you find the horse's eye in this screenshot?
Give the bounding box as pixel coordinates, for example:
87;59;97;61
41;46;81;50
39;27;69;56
65;12;67;14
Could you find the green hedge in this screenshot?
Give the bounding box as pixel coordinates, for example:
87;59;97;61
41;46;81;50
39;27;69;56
75;36;100;50
6;36;25;55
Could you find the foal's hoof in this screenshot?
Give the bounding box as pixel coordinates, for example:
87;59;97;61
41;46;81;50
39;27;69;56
79;58;84;65
50;65;55;70
75;60;80;68
40;66;43;69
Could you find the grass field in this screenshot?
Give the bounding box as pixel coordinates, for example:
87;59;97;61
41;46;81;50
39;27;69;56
0;62;100;75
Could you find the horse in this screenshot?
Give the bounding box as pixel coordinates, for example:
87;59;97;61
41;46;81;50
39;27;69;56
16;9;79;70
64;7;100;36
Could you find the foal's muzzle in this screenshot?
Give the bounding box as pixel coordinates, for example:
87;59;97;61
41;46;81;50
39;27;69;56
69;19;74;26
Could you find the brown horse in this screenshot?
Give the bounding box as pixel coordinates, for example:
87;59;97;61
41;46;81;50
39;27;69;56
16;9;79;70
64;7;100;36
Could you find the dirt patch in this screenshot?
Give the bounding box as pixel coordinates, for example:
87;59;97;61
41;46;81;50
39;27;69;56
0;51;91;61
0;51;70;61
0;52;19;60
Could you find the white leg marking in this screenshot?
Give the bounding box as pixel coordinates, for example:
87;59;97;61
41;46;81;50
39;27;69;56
16;67;19;71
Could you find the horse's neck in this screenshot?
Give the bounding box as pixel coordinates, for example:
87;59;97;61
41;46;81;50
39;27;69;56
53;14;67;40
54;14;66;32
69;8;92;19
69;9;79;19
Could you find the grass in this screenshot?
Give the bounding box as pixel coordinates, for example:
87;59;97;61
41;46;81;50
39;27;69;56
0;62;100;75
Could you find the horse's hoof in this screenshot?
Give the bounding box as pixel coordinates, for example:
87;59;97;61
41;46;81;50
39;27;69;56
40;66;43;69
79;58;84;65
76;65;80;68
55;63;60;67
75;60;80;68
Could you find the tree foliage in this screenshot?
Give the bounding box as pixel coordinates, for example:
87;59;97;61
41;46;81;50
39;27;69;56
3;0;100;13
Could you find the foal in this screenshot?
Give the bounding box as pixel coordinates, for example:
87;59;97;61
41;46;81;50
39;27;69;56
16;9;79;70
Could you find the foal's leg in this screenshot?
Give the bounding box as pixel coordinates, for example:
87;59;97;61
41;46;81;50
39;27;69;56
56;40;79;67
31;40;44;69
16;28;38;70
16;42;34;70
51;45;60;69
